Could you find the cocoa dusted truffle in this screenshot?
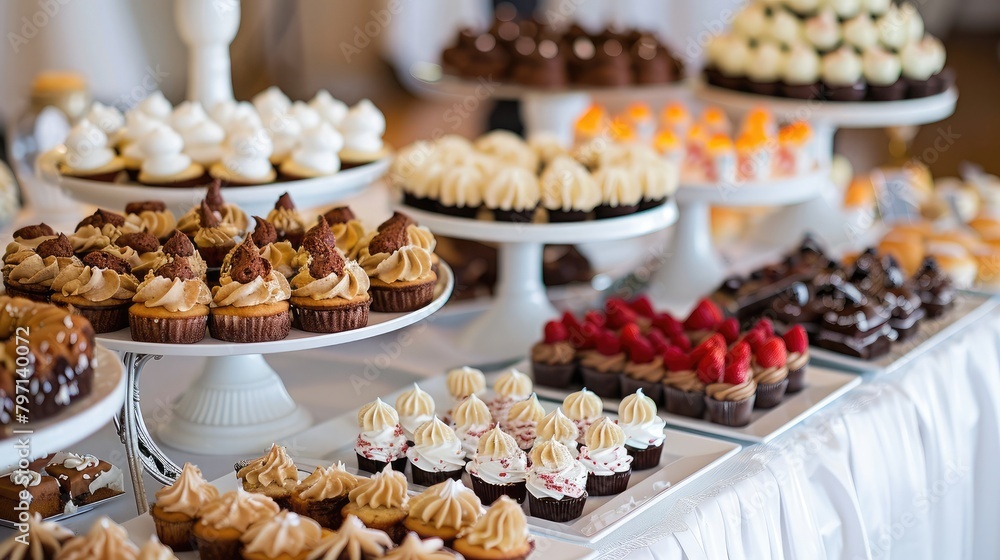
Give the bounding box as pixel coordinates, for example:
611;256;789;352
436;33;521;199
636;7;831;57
13;223;55;239
251;216;278;246
76;209;125;230
116;232;159;254
303;217;337;249
125;200;167;214
36;234;74;259
228;238;271;284
322;206;357;225
163;230;195;257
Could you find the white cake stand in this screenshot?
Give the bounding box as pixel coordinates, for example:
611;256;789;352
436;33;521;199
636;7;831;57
399;204;677;363
695;84;959;247
99;265;452;513
648;168;828;312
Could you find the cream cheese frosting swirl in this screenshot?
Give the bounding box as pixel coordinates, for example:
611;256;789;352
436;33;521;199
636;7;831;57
69;223;121;254
212;271;291;307
330;220;366;258
473;130;538;171
102;246;165;277
197;487;280;532
526;440;587;499
133;273;212;312
360;245;433;284
407;479;483;532
407;416;466;472
348;464;409;509
296;462;361;501
123;210;177;241
396;383;436;441
137;537;176;560
307;515;393;560
291;259;370;301
154;462;220;517
618;389;666;449
438;165;485;209
386;533;459;560
459;496;530;553
0;512;72;560
466;425;528;485
578;417;632;475
56;517;139;560
452;394;493;457
706;377;758;402
484;166;540;212
237;444;299;492
446;366;486;400
355;398;408;463
593;166;642;207
505;393;545;449
52;263;138;302
540;155;600;212
7;254;78;288
240;511;323;558
535;408;580;454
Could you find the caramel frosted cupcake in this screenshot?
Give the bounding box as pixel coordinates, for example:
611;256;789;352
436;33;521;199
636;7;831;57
466;425;528;505
406;417;466;486
3;234;79;302
240;511;323;560
138;537;178;560
355;398;408;474
562;388;603;444
396;383;435;444
404;479;483;544
618;389;667;470
58;517;139;559
289;462;361;530
386;533;461;560
51;251;139;332
342;465;411;543
266;193;308;248
129;259;212;343
444;366;486;422
122;200;177;242
160;230;209;280
487;368;532;426
539;155;599;222
307;514;393;560
0;512;72;558
237;444;300;509
525;440;587;523
209;238;292;343
69;209;124;255
358;213;436;312
505;393;544;450
531;320;577;388
151;463;220;551
193;488;280;560
290;218;371;333
176;180;250;236
4;223;56;264
578;417;633;495
535;408;580;456
454;496;534;560
222;217;297;279
192;200;240;268
322;206;367;259
451;394;492;458
103;231;165;277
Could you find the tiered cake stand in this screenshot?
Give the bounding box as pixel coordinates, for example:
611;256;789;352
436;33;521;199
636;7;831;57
100;265;453;514
696;84;959;247
399;204;677;363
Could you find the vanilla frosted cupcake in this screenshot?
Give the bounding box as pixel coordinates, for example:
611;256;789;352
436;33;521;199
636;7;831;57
309;514;394;560
210;126;277;185
340;99;389;167
137;127;207;187
578;417;633;495
182;119;226;167
525;440;588;523
407;416;466;486
404;479;483;544
539;155;599;222
280;122;344;179
194;488;280;559
593;165;642;219
59;120;125;182
822;47;865;101
396;383;435;443
176;180;250;236
467;425;528;505
453;496;533;560
119;110;164;176
343;465;411;543
445;366;486;418
527;132;569;165
863;47;905;101
452;394;493;458
483;166;539;223
0;512;72;558
123;201;177;242
240;511;323;560
487;368;532;425
535;408;580;456
321;206;367;259
266;193;308;248
435;165;484;218
151;462;220;551
562;388;603;443
505;393;545;450
58;517;140;559
473;130;538;171
357;213;436;312
236;444;299;509
86;101;125;143
618;389;667;470
289;462;361;530
633;154;679;210
355;398;408;474
3;234;78;302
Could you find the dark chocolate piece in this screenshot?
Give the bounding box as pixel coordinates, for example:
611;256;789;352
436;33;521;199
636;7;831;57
156;258;196;281
228;238;270;284
116;232;158;254
162;230;195;257
124;200;167;214
322;206;357;225
251;216;277;246
82;251;131;274
13;224;54;239
76;209;125;230
36;234;74;258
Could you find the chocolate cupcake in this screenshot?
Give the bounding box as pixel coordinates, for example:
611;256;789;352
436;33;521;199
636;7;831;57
51;251;138;332
355;398;408;474
289;462;361;530
751;337;790;409
511;37;568;88
781;42;822;99
539;156;599;222
435;165;485;218
782;325;810;393
863;47;905;101
745;42;785;96
466;425;528;504
631;35;677;84
530;320;577;388
578;331;626;398
525;440;587;522
592;166;641;220
660;347;706;418
406;417;466;487
535;408;580;456
704;353;757;428
619;325;665;403
617;389;667;470
578;417;633;495
482;166;539;223
452;394;493;459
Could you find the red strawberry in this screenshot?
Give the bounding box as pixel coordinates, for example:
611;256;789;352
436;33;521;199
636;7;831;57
752;318;774;337
717;317;740;344
595;330;622;356
741;328;766;352
629;295;657;318
783;325;809;354
584;310;606;328
543;321;569;344
578;321;601;350
726;341;751;367
647;329;672;354
605;300;638;329
627;338;656;364
670;333;692;352
756;337;787;368
724;356;750;385
663;347;693;371
619;323;643;345
696;347;725;385
684;299;723;332
690;333;726;364
653;313;683;336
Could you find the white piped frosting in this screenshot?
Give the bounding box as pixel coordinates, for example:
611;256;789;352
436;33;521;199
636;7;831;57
136;91;172;121
281;122;343;177
63;121;115;171
138;127;195;177
309;90;349;127
341;99;386;154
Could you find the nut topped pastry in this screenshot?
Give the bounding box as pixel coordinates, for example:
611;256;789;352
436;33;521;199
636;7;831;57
306;514;394;560
209;237;292;342
122;200;177;241
343;464;411;543
240;511;323;560
51;251;139;333
453;496;534;560
151;463;219;551
358;212;437;312
129;258;212;343
194;488;280;560
266;192;308;248
289;462;361;530
237;444;299;509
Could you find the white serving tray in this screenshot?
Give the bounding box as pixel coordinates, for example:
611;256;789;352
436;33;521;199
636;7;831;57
0;493;125;530
532;364;860;444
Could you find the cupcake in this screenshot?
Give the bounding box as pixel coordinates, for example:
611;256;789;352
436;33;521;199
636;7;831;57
531;319;577;387
57;517;139;559
386;533;461;560
322;207;367;259
58;120;126;182
901;36;948;98
129;259;212;343
339;100;389;168
466;425;528;504
51;251;138;332
2;234;78;302
535;408;580;456
406;417;466;486
395;383;435;446
752;337;789;409
355;398;408;474
704;348;757;427
617;389;666;470
453;496;533;560
660;347;705;418
310;90;349;127
266;193;308;248
308;514;394;560
209;127;277;186
123;201;177;242
289;462;361;530
357;213;437;312
451;394;493;458
4;223;56;262
821;47;865;101
103;232;165;278
69;209;124;256
525;440;588;522
781;42;822;99
193;488;280;560
683;299;723;344
342;465;410;543
482;166;539;223
237;217;298;279
474;130;538;171
279;122;344;179
504;393;545;450
435;165;485;218
487;367;532;425
404;479;483;544
619;325;665;403
151;462;220;551
592;166;641;219
633;153;679;211
177;180;250;236
539;156;599;222
181;118;226;168
745;41;786;96
783;325;810;393
137;127;207;187
209;238;292;343
562;388;603;443
578;417;633;495
138;537;177;560
578;330;626;398
240;511;323;560
862;47;905;101
236;444;300;509
443;366;486;422
160;230;209;280
0;512;72;559
192;200;240;268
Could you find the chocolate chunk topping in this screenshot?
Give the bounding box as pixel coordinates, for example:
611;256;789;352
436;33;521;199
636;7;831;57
13;223;54;239
377;211;415;232
82;251;131;274
199;200;221;228
322;206;356;225
205;179;225;213
156;258;196;281
303;216;337;250
36;234;73;258
124;200;167;214
368;220;409;255
162;230;195;257
307;238;346;279
274;192;296;211
228;238;271;284
116;232;159;254
251;216;277;246
76;209;125;230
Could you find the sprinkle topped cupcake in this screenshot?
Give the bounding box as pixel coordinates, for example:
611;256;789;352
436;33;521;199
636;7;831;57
578;417;633;495
396;383;435;444
618;389;667;469
535;408;580;455
466;425;528;505
451;394;493;458
504;393;545;450
406;416;466;486
487;367;532;425
355;398;408;474
525;440;588;523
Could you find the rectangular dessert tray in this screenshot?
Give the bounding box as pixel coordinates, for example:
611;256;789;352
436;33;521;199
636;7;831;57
531;364;860;444
282;373;740;544
0;492;125;529
808;293;999;373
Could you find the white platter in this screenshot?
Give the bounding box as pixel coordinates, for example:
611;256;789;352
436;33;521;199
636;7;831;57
531;364;860;444
0;345;124;469
809;293;999;374
0;493;125;529
676;166;829;207
121;471;598;560
283;372;740;544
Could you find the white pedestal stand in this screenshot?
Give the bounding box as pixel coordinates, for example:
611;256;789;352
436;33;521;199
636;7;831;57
400;205;678;363
174;0;240;107
648;170;828;312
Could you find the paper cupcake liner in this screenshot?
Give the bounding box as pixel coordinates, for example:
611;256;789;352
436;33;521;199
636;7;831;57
369;281;434;313
625;442;663;471
402;193;437;212
786;365;807;394
290;494;350;530
434;203;480;218
638;198;666;212
531;361;576;389
197;244;233;268
471;475;527;505
65;302;129;334
619;375;663;403
587;470;632;496
492;209;535;223
754;378;789;409
208;310;291;343
152;510;195;551
292;300;370;333
193;532;240;560
2;283;50;303
129;313;207;343
527;493;587;522
547;209;589;222
704;395;756;427
411;466;464;487
579;367;621;399
594;204;639;219
662;386;707;418
356;453;407;475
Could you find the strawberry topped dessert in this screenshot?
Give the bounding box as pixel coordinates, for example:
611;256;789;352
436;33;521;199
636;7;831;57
660;347;705;418
683;298;724;344
619;324;666;402
703;342;757;427
530;319;576;388
752;333;789;409
578;329;627;398
783;325;810;393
